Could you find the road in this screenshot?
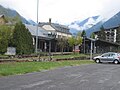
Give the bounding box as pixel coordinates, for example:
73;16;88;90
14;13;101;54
0;64;120;90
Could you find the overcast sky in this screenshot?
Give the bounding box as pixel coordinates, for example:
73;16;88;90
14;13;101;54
0;0;120;24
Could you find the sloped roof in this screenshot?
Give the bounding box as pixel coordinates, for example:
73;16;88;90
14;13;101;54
85;37;120;46
103;12;120;29
39;22;72;35
25;24;48;38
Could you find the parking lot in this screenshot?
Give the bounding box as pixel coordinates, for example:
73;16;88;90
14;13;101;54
0;63;120;90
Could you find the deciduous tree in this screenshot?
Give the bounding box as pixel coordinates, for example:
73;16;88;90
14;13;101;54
68;32;82;54
0;25;13;54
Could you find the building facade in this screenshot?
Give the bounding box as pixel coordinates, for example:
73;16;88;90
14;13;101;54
25;19;72;53
80;37;119;54
39;18;72;39
0;15;72;53
94;26;119;43
88;26;120;53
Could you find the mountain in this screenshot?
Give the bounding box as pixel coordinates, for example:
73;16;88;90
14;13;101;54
69;16;100;35
86;11;120;36
86;21;104;36
0;5;36;25
103;11;120;29
28;20;37;25
69;11;120;37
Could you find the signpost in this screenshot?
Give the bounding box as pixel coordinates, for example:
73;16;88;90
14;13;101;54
5;47;16;55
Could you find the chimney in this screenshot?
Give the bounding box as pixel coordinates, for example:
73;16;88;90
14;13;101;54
49;18;51;24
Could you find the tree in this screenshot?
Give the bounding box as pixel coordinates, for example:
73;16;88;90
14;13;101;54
98;26;106;40
0;25;13;54
81;30;86;37
57;38;68;54
12;22;34;54
6;15;21;24
90;32;95;39
68;32;82;54
68;36;76;49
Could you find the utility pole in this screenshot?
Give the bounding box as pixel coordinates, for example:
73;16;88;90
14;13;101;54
83;35;86;54
90;40;93;60
35;0;39;53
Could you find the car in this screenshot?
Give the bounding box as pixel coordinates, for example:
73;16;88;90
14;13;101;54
93;52;120;64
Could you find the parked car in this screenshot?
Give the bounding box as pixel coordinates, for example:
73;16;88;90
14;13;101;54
93;52;120;64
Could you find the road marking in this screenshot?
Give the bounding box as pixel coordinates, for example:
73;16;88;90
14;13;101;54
98;78;109;84
66;73;82;78
48;85;56;89
21;80;52;88
80;79;89;83
118;81;120;84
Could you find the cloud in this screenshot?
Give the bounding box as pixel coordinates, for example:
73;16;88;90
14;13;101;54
99;0;120;20
69;23;82;31
0;0;120;24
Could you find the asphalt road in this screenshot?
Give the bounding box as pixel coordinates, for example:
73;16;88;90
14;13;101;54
1;63;120;90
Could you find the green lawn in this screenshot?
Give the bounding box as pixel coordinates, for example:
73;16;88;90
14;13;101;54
0;60;94;76
52;54;88;59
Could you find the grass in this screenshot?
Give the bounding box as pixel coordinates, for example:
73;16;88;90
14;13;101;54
0;60;94;76
52;53;89;59
0;54;9;59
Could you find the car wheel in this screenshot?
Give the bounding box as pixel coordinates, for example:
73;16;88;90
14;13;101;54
114;60;119;64
95;59;100;63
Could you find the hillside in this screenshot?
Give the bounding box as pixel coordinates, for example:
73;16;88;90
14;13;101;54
86;11;120;36
0;5;35;24
69;11;120;37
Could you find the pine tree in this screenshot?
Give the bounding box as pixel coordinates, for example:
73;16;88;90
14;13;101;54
90;33;95;39
12;22;34;54
81;30;86;37
98;26;106;40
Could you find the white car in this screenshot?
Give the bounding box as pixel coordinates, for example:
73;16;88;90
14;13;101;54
93;52;120;64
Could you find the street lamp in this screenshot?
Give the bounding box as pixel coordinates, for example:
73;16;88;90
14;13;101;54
35;0;39;53
88;24;96;60
48;32;56;60
83;35;86;54
90;40;93;60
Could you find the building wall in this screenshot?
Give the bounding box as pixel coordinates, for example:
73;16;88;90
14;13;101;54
116;27;120;44
94;28;118;43
42;25;55;31
56;32;72;39
105;29;116;42
42;24;72;39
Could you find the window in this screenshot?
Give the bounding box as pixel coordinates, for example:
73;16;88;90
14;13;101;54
109;53;115;57
101;53;109;57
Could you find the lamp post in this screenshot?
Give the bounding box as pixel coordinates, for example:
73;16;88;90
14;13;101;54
35;0;39;53
83;35;86;54
88;24;95;60
48;32;56;61
90;40;93;60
